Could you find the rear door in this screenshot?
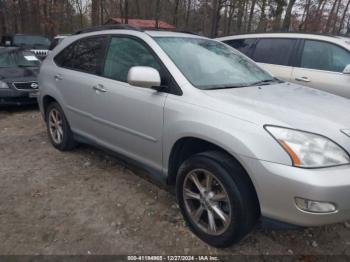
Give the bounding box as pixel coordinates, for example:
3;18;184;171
251;38;298;81
53;35;109;137
291;39;350;99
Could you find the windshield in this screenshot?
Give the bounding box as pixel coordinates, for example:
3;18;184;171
155;37;276;89
13;35;51;48
0;50;41;68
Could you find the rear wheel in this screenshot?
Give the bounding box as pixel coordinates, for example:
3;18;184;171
46;102;76;151
176;151;259;247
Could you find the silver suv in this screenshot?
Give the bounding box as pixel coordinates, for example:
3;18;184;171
38;26;350;247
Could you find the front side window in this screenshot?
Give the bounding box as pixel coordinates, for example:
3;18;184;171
224;38;256;57
103;37;161;83
54;36;108;75
155;37;275;90
300;40;350;73
253;38;296;66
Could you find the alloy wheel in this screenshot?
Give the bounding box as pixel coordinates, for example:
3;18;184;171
183;168;232;236
48;108;64;144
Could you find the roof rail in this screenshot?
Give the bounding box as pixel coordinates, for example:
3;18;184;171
74;24;143;35
221;31;343;38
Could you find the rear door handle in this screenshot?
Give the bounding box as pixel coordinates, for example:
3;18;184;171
295;76;311;83
92;84;107;93
54;74;63;81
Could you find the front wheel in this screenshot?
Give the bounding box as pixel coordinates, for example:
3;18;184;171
46;102;76;151
176;151;260;247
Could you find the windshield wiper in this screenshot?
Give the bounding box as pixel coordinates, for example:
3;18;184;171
247;78;282;87
204;84;249;90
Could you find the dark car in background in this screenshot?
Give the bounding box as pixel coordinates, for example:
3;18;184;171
1;34;51;60
0;47;40;106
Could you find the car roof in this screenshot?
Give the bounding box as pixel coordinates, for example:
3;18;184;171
217;32;349;44
145;30;204;38
73;25;205;39
217;33;350;50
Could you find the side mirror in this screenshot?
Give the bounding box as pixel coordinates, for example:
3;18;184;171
343;64;350;74
127;66;161;89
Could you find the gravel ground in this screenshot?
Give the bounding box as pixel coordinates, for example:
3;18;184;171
0;106;350;256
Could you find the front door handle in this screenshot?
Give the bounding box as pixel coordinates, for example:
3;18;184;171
92;84;107;93
54;74;63;81
295;76;311;83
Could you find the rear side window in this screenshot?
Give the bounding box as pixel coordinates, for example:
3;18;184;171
253;38;296;66
54;36;108;75
103;37;161;83
224;38;256;57
300;40;350;72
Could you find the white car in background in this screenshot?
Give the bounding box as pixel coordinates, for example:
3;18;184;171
217;33;350;99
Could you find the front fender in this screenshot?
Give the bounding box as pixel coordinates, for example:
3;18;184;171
162;97;292;175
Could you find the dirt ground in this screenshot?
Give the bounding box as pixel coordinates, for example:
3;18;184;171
0;106;350;256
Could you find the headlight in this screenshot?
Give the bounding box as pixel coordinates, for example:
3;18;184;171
265;126;350;168
0;81;9;89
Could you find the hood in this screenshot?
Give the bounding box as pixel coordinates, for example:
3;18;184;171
0;67;39;83
203;82;350;135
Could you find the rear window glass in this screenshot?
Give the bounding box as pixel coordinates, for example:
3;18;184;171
224;38;256;57
252;38;296;66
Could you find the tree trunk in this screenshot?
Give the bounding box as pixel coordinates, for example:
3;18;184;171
0;0;6;34
325;0;339;32
272;0;286;31
332;0;342;34
281;0;296;31
339;0;350;33
155;0;161;28
91;0;100;26
185;0;192;28
226;1;236;35
124;0;129;24
258;0;267;32
173;0;180;26
236;0;245;33
100;0;104;24
247;0;257;32
135;0;141;17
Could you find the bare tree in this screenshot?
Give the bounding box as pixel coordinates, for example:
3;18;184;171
339;0;350;33
155;0;161;28
325;0;339;32
247;0;257;32
281;0;296;31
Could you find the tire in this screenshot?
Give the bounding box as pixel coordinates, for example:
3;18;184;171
46;102;76;151
176;151;260;248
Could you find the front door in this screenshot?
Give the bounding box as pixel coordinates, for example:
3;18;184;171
91;36;168;172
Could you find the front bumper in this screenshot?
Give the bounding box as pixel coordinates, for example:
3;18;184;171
0;88;38;106
242;157;350;226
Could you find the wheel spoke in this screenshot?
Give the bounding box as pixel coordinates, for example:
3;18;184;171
207;210;217;233
211;192;228;202
54;129;59;141
206;173;213;191
184;188;201;200
211;204;229;223
57;126;63;136
190;173;204;193
192;206;204;222
57;132;62;142
51;111;57;123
